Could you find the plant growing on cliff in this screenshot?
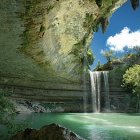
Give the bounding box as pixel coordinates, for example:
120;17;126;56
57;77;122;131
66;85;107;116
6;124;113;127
83;13;94;29
0;89;14;114
87;49;95;66
0;89;29;139
100;17;109;33
95;0;103;7
0;89;15;138
101;50;114;63
70;37;94;69
47;5;54;13
131;0;139;10
121;46;140;66
123;65;140;112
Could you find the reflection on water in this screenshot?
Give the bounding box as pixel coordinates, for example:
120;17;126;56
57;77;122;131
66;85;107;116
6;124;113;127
18;113;140;140
1;113;140;140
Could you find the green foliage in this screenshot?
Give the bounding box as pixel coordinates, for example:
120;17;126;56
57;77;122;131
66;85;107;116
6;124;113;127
93;23;100;32
47;5;54;13
121;48;140;66
70;45;94;67
123;65;140;95
94;61;101;71
0;89;14;114
83;13;100;33
123;65;140;112
100;17;109;33
0;89;29;139
95;50;116;71
70;33;95;68
130;0;139;10
87;49;95;66
89;0;94;2
0;89;15;138
95;0;103;7
133;46;140;55
83;13;94;30
95;62;113;71
109;66;128;79
102;50;114;63
97;46;140;71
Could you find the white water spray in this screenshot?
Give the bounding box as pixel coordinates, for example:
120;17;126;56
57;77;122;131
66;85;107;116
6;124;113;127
103;71;110;110
89;71;102;112
89;71;110;112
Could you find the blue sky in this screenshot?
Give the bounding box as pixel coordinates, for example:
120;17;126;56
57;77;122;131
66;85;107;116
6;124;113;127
90;1;140;69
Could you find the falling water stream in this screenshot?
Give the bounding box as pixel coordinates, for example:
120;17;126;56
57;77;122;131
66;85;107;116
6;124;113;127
89;71;110;112
103;71;110;110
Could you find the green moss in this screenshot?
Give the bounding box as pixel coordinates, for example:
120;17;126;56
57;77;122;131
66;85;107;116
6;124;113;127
0;89;14;113
70;35;94;68
87;49;94;65
88;0;94;2
83;2;113;34
40;25;46;32
36;50;44;56
83;13;94;33
95;0;103;7
47;5;54;13
93;23;100;32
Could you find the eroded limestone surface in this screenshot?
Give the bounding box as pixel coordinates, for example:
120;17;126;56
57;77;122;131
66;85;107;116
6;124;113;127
0;0;127;83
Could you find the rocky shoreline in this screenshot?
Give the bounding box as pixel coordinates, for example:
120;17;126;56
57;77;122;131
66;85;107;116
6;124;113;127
10;123;85;140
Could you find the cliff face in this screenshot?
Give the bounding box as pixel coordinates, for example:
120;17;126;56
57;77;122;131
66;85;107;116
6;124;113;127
0;0;127;83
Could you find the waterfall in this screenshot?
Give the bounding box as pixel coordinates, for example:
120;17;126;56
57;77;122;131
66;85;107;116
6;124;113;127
89;71;102;112
89;71;110;112
83;72;87;113
103;71;110;110
82;59;88;113
89;71;96;112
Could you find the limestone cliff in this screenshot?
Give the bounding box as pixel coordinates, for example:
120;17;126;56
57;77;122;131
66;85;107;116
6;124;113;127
0;0;127;84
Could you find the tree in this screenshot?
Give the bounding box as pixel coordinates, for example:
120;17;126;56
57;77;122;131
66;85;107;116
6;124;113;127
123;65;140;112
122;46;140;66
133;46;140;55
102;50;114;63
0;89;28;139
0;89;15;138
94;61;101;71
87;49;95;66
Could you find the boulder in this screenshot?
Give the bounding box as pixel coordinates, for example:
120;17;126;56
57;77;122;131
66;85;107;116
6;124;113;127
10;123;85;140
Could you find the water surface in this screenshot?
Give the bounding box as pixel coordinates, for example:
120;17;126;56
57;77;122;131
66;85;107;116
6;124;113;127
15;113;140;140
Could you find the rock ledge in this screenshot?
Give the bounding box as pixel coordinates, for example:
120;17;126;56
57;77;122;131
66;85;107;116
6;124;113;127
10;123;85;140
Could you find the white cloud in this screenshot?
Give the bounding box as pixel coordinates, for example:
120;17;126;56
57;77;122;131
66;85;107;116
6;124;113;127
106;27;140;52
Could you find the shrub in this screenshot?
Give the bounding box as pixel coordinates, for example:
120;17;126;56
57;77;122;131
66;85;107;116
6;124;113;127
123;65;140;94
0;89;14;114
123;65;140;112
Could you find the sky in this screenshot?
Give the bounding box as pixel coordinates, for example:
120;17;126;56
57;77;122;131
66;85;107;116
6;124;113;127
91;0;140;69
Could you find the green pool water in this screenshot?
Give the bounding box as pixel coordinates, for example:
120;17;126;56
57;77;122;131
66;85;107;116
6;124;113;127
13;113;140;140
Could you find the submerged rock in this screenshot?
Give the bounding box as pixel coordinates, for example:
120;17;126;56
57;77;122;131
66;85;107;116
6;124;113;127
10;123;85;140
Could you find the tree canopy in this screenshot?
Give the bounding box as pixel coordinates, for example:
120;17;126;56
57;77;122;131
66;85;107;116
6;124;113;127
123;64;140;95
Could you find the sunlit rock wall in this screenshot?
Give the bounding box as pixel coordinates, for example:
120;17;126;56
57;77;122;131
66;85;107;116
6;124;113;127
0;0;127;82
0;0;127;107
